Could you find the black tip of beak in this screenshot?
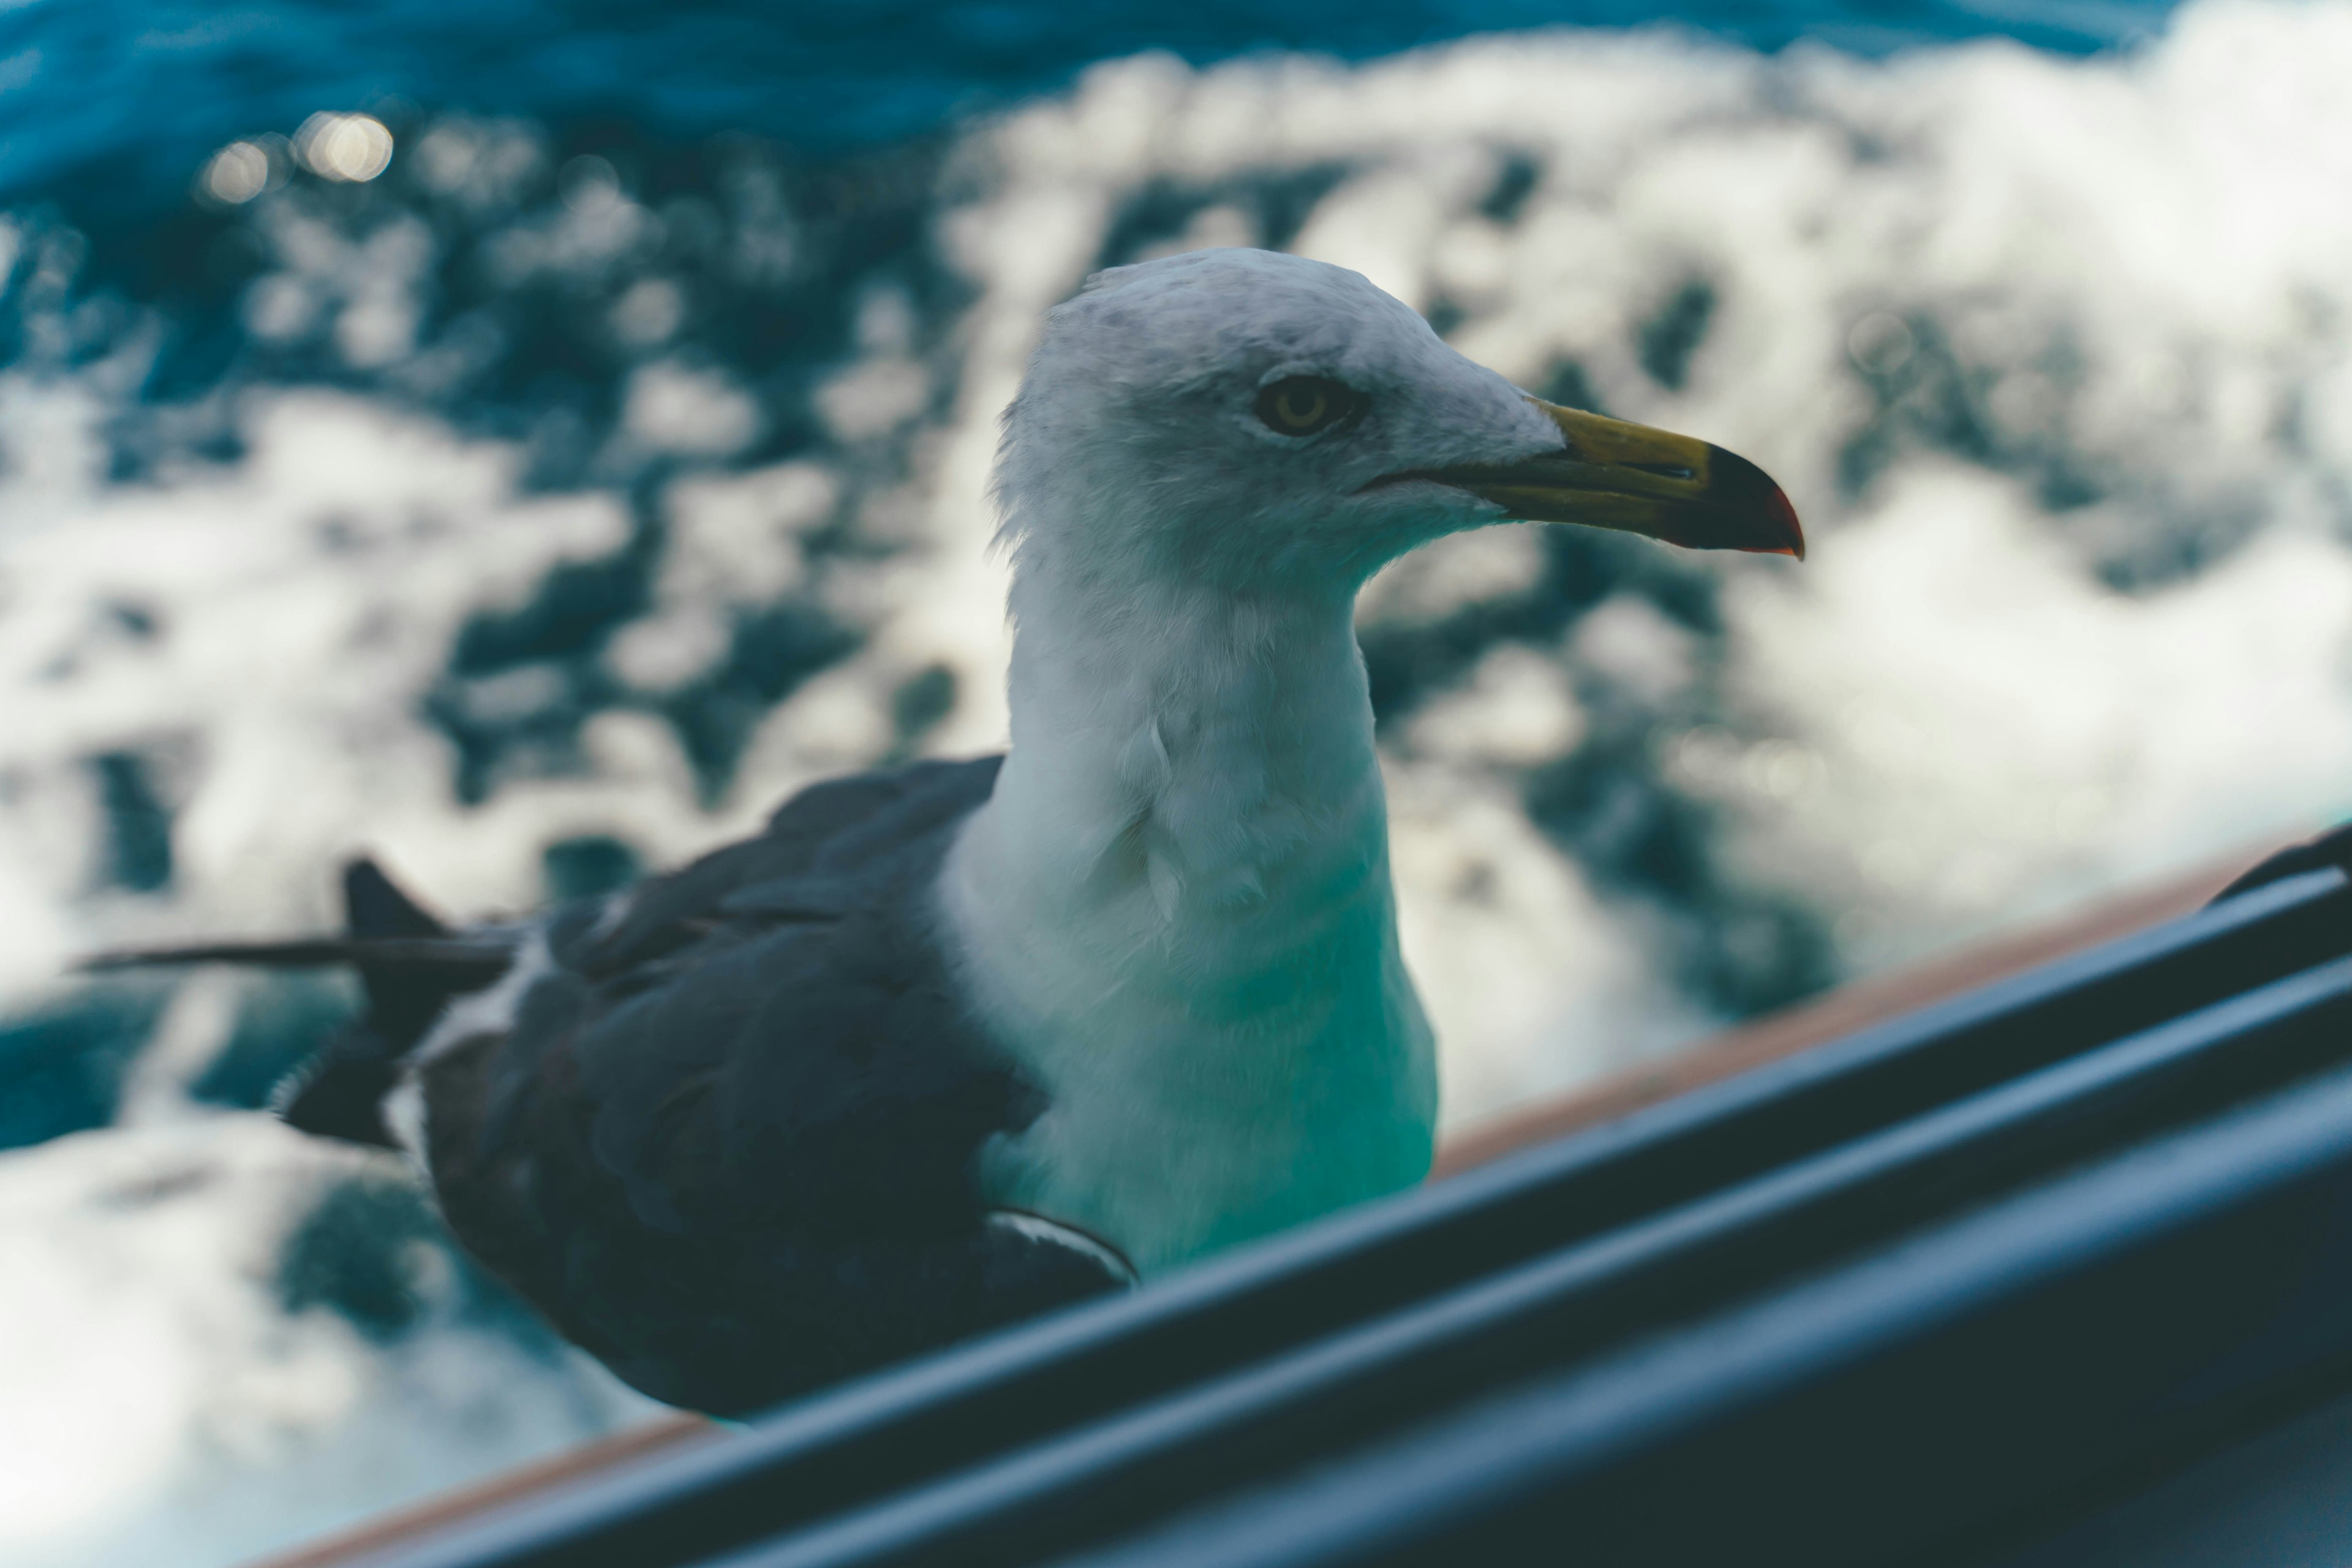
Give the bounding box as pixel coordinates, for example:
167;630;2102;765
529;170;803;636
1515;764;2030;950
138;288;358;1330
1706;445;1805;560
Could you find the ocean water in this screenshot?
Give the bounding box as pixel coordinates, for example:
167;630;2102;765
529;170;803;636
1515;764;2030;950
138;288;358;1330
9;2;2352;1562
3;1;2177;219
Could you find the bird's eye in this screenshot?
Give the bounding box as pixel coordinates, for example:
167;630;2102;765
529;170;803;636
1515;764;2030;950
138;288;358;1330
1255;377;1360;437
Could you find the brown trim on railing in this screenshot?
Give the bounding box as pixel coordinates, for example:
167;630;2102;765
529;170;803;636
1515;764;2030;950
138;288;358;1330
247;840;2278;1568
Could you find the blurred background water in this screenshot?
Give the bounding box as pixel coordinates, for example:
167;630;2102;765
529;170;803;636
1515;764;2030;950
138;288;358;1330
12;1;2352;1562
4;1;2177;219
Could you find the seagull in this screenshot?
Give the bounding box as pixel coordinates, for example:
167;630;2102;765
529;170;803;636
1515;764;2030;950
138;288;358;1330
92;249;1801;1415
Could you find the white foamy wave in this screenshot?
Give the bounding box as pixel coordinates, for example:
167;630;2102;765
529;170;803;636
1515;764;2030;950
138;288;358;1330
3;2;2351;1559
0;1118;655;1568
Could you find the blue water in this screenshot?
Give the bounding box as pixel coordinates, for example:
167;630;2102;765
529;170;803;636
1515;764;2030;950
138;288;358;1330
2;1;2178;222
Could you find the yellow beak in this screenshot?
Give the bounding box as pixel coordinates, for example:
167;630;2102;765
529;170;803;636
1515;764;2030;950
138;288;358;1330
1396;399;1804;559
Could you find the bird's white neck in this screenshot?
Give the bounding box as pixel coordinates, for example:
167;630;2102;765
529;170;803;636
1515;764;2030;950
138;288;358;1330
940;558;1437;1274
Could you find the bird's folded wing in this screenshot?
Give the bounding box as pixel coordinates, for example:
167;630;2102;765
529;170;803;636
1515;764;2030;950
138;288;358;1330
467;755;1034;1242
413;755;1135;1412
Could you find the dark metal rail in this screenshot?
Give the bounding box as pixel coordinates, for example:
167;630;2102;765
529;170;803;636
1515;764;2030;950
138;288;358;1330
352;865;2352;1568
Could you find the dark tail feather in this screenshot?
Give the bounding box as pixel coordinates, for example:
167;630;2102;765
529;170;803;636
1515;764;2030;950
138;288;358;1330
345;856;448;940
302;859;521;1148
269;1035;404;1148
264;932;513;1148
81;857;519;1150
80;935;514;974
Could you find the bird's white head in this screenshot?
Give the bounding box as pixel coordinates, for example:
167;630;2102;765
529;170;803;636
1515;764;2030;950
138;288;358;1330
994;247;1802;603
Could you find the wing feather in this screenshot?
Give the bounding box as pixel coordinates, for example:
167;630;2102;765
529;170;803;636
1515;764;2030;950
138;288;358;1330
418;755;1125;1414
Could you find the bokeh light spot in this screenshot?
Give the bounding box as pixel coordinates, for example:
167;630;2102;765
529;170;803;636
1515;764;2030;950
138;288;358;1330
200;141;272;205
296;113;395;183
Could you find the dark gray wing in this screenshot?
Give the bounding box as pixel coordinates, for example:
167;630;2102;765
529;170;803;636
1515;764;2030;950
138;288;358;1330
417;756;1129;1415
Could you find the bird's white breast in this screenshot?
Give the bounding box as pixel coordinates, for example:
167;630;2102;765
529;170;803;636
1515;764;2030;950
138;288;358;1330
939;586;1438;1274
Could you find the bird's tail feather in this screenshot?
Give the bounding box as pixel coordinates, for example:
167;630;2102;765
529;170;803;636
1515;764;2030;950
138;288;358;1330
80;934;516;973
83;858;518;1149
